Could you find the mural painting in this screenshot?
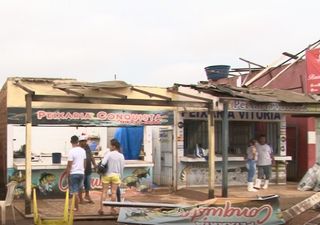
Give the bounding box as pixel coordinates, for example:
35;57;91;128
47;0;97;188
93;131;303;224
178;162;248;187
8;166;153;198
178;160;285;188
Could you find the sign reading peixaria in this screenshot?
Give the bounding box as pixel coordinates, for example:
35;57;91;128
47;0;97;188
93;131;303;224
7;108;173;126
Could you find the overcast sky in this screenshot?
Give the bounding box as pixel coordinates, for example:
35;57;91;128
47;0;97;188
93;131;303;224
0;0;319;87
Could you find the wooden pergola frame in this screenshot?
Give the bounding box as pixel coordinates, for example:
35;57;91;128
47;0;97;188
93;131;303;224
14;81;216;215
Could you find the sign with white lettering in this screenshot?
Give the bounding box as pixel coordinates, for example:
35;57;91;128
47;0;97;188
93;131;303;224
306;48;320;94
229;100;308;113
7;108;173;126
118;195;284;225
181;111;282;121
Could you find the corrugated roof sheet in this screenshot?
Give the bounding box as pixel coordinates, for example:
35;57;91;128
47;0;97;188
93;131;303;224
190;83;318;103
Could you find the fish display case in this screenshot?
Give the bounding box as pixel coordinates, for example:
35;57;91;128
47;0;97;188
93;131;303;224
11;158;154;198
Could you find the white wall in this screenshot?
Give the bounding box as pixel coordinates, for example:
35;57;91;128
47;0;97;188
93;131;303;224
7;125;108;162
143;126;153;162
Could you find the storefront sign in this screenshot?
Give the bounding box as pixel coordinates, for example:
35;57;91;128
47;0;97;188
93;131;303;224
306;48;320;94
181;111;282;121
228;100;309;113
8;108;173;126
118;195;284;225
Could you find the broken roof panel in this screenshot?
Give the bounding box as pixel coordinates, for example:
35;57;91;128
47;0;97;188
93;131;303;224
182;83;318;103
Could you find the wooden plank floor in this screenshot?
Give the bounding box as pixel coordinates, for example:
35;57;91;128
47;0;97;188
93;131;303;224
14;188;196;220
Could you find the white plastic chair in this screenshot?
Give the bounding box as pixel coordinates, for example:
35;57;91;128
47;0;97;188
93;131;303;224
0;181;18;225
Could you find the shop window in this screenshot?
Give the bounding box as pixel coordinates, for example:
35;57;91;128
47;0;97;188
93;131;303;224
266;122;280;154
183;120;279;157
183;120;208;156
228;122;254;155
183;120;222;156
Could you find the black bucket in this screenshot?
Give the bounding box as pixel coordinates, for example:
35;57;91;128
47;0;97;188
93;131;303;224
205;65;230;80
52;152;62;164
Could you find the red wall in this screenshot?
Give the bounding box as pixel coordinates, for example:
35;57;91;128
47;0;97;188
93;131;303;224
286;115;315;178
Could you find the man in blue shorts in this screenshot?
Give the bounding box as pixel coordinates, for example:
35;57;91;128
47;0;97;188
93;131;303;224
65;135;86;211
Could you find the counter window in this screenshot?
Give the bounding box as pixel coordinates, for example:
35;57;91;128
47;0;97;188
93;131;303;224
183;119;280;157
183;120;208;156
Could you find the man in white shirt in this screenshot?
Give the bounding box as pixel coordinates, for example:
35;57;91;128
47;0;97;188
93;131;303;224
65;135;86;211
254;135;273;190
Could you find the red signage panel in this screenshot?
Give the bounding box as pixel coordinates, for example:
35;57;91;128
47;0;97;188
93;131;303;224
306;48;320;94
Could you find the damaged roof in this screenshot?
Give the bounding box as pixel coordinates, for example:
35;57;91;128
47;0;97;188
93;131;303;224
175;83;318;103
5;77;217;109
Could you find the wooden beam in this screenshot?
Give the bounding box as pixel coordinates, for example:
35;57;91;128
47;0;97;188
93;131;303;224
167;88;213;102
208;109;215;199
246;39;320;87
103;201;187;208
131;87;172;101
95;88;127;99
244;55;285;86
262;42;320;88
221;101;229;197
283;192;320;222
31;95;209;108
25;94;32;215
14;81;35;94
55;87;85;97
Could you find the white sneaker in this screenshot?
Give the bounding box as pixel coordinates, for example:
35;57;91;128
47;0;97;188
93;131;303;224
247;182;257;192
262;180;269;189
254;179;262;189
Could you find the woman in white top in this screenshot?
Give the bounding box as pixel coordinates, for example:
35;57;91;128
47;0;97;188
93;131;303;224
246;139;257;192
98;139;125;215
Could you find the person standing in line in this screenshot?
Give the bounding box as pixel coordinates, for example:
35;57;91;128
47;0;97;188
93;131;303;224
246;139;257;192
65;135;86;211
79;134;97;203
254;135;273;190
98;139;124;215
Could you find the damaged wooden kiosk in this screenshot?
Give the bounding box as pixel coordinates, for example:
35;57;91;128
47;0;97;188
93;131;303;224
2;77;320;223
0;77;218;219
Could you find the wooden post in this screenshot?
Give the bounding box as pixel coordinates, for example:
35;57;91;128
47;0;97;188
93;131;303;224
172;109;178;191
208;108;215;199
222;101;229;197
25;94;32;215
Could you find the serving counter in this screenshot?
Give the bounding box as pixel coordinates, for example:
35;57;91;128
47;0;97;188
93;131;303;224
13;158;154;170
10;157;154;198
177;155;291;189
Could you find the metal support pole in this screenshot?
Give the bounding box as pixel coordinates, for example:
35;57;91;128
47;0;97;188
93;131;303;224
25;94;32;215
208;108;215;199
172;110;178;191
222;101;229;197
